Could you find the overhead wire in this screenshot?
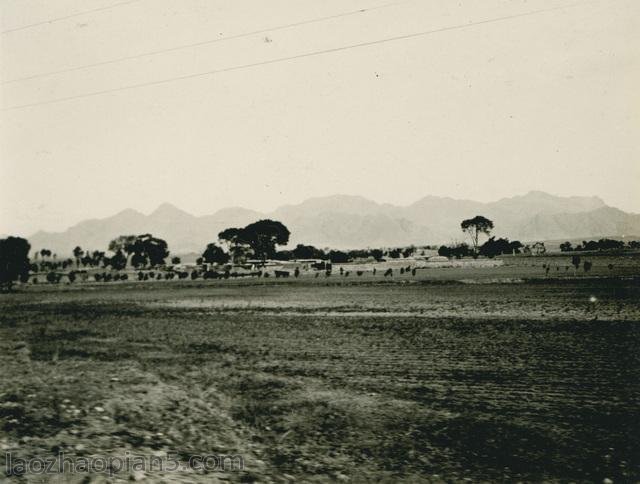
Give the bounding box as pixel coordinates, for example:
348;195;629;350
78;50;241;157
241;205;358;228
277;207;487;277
2;0;143;35
2;0;408;85
3;0;593;112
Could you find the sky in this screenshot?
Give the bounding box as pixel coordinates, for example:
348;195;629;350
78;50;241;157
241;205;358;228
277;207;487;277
1;0;639;236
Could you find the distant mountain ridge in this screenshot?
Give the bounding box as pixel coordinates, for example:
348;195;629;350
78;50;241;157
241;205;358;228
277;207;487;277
27;191;640;255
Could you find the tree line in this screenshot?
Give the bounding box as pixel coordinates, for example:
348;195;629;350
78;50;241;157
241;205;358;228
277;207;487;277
3;213;639;289
559;239;638;252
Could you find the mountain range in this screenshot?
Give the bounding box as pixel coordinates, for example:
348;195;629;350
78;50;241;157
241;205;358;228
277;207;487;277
27;191;640;255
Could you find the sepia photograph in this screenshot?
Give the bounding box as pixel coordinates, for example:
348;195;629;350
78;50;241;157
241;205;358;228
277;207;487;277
1;0;639;482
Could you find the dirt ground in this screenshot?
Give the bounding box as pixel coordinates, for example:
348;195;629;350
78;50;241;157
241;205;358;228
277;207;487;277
1;259;639;482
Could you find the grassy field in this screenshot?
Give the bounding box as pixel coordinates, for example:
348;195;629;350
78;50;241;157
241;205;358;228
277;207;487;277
1;257;640;482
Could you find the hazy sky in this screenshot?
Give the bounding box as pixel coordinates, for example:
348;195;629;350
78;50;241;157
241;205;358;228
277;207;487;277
1;0;639;236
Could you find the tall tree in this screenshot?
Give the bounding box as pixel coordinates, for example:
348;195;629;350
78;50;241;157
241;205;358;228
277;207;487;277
108;235;137;265
0;236;31;290
461;216;494;256
218;227;251;263
136;234;169;267
241;220;290;263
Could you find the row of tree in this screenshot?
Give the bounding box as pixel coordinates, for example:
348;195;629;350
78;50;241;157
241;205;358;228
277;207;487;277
438;238;527;259
202;221;423;265
0;215;510;289
560;239;639;252
7;212;637;289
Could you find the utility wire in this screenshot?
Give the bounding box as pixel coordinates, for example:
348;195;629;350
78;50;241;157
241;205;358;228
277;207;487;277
3;1;592;112
2;0;407;84
2;0;143;35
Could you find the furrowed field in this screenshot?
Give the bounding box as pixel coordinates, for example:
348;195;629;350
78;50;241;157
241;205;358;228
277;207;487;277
1;257;639;482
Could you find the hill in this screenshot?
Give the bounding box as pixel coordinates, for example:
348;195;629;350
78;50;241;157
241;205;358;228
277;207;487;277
26;192;640;255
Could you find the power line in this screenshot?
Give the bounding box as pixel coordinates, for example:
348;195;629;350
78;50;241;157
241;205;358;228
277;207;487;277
3;1;592;112
2;0;407;85
2;0;143;35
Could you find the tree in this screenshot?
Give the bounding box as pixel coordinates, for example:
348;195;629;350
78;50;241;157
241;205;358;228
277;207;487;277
387;248;402;259
328;250;350;264
369;249;384;261
131;252;147;268
273;250;293;261
0;237;31;290
109;250;127;270
91;250;105;267
596;238;624;251
115;234;169;268
171;256;181;265
582;240;599;251
240;220;290;263
402;246;415;258
479;237;512;258
73;246;84;267
559;241;573;252
478;237;522;258
292;244;325;260
461;216;494;256
140;235;169;266
218;227;251;263
202;243;230;265
219;220;290;264
531;241;546;256
438;243;471;259
108;235;137;254
509;240;524;254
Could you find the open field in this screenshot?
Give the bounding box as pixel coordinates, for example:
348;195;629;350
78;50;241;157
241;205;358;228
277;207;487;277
1;258;640;482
